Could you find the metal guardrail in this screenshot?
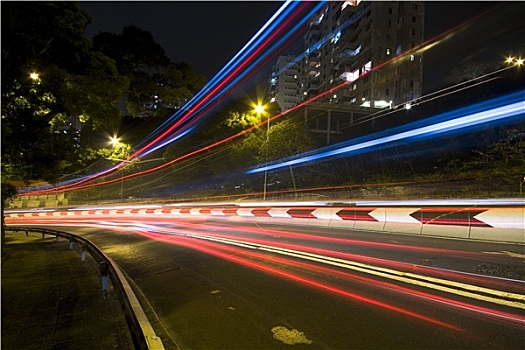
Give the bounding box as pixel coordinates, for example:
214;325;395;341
5;226;165;350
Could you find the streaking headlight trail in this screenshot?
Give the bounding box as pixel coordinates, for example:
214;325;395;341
247;90;525;174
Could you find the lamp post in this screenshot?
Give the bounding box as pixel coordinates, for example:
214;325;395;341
254;104;269;200
108;137;126;201
105;155;164;202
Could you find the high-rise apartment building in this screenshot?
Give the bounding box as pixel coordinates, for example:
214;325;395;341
267;1;425;145
302;0;424;109
269;55;302;111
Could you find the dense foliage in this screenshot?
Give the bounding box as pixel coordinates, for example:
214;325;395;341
1;3;206;184
2;2;125;182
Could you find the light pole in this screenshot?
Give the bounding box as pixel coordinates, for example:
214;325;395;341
254;104;269;200
107;137;128;201
105;156;164;202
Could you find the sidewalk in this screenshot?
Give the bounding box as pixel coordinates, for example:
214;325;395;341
1;231;134;350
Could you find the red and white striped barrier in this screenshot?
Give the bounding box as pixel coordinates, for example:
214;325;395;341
5;204;524;243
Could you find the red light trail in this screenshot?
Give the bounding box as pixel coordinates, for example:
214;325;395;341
7;210;524;330
19;3;508;197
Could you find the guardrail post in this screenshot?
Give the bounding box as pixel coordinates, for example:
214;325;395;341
25;230;29;237
41;232;45;239
69;239;74;249
99;262;110;293
81;246;87;261
55;235;60;242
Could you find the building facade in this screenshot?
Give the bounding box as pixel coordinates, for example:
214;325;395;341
268;1;425;144
302;0;424;109
269;55;303;111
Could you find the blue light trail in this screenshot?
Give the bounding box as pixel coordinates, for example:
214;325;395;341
131;1;313;158
246;90;525;174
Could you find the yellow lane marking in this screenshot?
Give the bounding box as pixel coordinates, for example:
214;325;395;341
187;233;525;310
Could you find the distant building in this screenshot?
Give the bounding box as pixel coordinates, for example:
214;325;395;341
302;0;425;108
269;55;302;111
267;1;425;144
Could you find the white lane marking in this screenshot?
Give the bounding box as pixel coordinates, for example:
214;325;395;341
183;233;525;310
483;251;525;259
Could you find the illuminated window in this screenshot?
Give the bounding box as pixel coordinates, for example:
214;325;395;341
386;48;391;55
410;54;415;62
362;61;372;74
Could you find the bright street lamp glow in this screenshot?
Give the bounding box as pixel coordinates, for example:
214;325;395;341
254;105;265;114
30;72;39;80
505;56;524;66
110;137;120;147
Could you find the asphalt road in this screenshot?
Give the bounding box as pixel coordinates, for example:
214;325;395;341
29;217;524;350
24;218;525;349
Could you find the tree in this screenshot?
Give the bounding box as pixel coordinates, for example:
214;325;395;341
257;118;315;190
93;26;206;119
460;127;525;187
1;2;128;182
444;60;499;86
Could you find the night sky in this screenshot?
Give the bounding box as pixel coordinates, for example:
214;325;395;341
81;1;525;91
81;1;283;78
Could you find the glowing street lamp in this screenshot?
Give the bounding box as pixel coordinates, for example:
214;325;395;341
110;137;120;147
30;72;40;80
505;56;524;67
253;103;270;200
254;104;265;115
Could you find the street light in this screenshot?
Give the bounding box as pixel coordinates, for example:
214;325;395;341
253;103;270;200
110;137;120;147
505;56;524;67
105;156;164;202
